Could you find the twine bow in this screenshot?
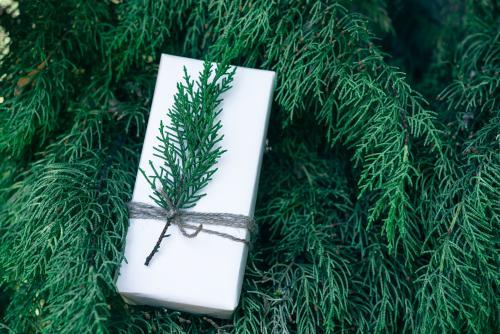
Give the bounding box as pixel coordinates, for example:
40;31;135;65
127;190;254;266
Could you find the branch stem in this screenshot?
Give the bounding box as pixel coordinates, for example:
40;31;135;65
144;220;171;266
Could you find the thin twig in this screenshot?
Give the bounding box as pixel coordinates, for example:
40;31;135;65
144;220;171;266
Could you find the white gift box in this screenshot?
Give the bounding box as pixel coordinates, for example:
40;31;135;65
116;54;276;318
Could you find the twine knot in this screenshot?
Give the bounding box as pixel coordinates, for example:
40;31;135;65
127;189;254;266
166;208;177;220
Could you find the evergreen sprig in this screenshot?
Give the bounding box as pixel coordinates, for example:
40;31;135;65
139;60;235;265
140;60;235;210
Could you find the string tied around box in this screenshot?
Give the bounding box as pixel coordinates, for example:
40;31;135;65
127;189;254;266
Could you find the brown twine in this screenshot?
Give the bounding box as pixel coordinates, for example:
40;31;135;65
127;190;254;266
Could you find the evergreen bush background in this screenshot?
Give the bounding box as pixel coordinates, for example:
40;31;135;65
0;0;498;333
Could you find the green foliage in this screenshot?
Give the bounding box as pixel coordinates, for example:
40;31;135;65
0;0;498;333
414;8;499;332
141;61;235;209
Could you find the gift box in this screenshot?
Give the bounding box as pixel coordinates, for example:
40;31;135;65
116;54;276;318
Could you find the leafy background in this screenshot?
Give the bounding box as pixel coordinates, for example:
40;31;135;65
0;0;498;333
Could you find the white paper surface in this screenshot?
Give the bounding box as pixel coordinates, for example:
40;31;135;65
116;54;275;318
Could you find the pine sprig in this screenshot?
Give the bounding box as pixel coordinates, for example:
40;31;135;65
138;60;235;265
140;60;235;209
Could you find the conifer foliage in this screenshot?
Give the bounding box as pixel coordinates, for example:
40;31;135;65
0;1;498;333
